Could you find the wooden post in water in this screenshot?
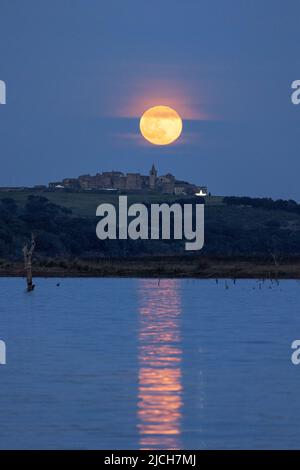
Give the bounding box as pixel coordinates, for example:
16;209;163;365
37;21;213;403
23;233;36;292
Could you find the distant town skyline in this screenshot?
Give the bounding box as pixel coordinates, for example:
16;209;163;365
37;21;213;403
1;1;300;200
47;163;206;196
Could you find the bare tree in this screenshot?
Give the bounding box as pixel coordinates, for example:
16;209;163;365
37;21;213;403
23;233;36;292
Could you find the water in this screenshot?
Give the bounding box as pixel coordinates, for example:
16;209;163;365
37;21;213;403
0;277;300;449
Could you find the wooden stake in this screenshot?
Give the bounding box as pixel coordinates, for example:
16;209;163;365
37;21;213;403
23;233;36;292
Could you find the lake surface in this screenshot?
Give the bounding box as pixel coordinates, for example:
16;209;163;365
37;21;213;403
0;277;300;449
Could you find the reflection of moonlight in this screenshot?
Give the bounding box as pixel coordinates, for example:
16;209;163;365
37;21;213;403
137;279;183;450
140;106;183;145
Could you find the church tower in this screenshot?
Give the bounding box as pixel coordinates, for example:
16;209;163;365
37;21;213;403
149;164;157;189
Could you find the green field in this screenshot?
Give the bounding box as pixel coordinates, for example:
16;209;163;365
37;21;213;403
0;190;224;217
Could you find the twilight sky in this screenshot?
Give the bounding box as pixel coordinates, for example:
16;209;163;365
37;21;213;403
0;0;300;199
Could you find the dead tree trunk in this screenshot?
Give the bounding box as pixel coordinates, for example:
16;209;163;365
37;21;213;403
23;234;36;292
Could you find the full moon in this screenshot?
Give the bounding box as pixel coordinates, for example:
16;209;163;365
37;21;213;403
139;105;183;145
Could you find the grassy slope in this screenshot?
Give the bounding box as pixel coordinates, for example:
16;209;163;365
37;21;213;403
1;190;300;231
1;190;300;229
2;190;300;243
0;190;223;216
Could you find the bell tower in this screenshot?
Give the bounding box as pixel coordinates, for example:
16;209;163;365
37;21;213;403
149;164;157;189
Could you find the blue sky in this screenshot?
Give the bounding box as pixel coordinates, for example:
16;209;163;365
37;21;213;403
0;0;300;199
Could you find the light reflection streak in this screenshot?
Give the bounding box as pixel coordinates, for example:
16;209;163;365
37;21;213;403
137;279;182;450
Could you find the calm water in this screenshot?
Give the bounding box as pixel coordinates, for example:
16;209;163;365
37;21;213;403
0;277;300;449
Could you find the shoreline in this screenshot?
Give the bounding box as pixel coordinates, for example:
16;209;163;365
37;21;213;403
1;257;300;279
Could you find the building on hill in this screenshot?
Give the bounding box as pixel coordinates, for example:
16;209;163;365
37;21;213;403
149;164;157;189
157;173;175;194
174;180;207;196
49;181;65;190
48;164;206;195
126;173;142;190
62;178;80;189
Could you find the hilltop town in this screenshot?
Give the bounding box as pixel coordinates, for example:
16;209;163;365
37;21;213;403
48;165;207;196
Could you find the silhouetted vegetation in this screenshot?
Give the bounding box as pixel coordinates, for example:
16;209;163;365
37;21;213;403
224;196;300;214
1;194;300;261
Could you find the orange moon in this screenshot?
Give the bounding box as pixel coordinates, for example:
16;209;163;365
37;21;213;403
139;105;183;145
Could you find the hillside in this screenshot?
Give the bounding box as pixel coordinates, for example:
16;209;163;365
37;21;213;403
0;191;300;262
